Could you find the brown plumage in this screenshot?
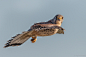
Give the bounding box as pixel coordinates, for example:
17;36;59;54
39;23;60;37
4;14;65;48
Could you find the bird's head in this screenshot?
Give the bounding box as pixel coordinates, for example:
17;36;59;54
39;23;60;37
51;14;63;26
54;14;63;23
48;14;64;26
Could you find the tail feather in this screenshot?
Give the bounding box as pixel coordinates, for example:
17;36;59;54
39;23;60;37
4;31;31;48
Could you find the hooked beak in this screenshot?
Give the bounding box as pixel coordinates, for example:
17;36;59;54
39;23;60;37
57;17;62;21
58;19;60;21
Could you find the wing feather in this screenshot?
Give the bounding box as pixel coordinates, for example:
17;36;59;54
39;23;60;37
31;24;65;31
57;29;64;34
34;25;65;31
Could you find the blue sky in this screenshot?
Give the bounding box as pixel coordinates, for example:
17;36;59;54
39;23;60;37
0;0;86;57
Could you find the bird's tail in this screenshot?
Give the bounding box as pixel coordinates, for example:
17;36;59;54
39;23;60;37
4;31;31;48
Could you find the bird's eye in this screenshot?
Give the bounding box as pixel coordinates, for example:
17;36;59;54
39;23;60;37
62;17;63;19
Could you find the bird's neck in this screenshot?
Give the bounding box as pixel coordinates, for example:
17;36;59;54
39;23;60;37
55;21;62;26
47;19;62;26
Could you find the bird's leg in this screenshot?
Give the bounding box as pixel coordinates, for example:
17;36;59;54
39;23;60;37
31;36;37;43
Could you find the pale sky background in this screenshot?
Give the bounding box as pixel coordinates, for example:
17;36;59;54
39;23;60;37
0;0;86;57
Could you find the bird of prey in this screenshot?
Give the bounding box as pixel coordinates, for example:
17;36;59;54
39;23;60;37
4;14;65;48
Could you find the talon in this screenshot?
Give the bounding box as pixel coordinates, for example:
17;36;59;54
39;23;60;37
31;38;37;43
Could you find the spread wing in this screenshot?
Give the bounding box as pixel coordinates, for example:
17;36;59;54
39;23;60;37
4;30;34;48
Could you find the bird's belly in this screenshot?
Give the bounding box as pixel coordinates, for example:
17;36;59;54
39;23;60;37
36;29;58;36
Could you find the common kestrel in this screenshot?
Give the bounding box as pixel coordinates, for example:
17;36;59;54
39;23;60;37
4;14;65;48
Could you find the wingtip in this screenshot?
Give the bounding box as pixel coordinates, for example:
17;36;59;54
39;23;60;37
4;44;9;48
3;45;8;48
3;46;6;48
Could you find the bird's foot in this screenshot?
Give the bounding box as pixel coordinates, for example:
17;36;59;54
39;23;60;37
31;36;37;43
31;38;37;43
